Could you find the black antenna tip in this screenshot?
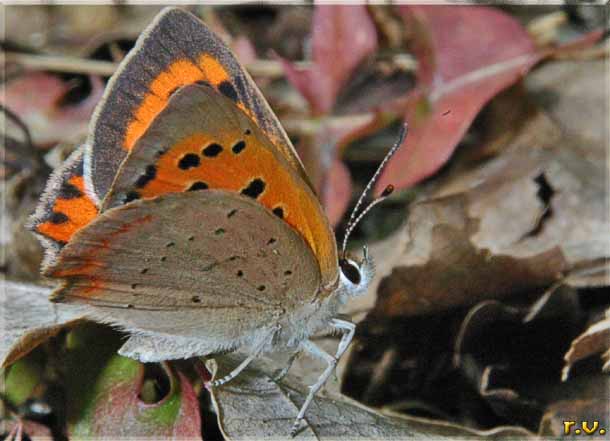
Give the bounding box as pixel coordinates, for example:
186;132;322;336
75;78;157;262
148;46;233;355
381;184;394;197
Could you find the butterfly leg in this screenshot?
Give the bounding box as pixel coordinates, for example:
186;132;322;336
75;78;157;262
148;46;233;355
207;325;279;388
331;318;356;359
270;349;300;382
290;340;336;437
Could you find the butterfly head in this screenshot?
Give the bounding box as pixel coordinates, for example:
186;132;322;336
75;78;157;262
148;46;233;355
338;245;375;298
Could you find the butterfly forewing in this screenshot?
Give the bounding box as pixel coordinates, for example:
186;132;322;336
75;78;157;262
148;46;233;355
103;84;339;289
88;7;309;201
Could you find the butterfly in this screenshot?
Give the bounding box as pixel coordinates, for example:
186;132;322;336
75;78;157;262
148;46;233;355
29;7;402;436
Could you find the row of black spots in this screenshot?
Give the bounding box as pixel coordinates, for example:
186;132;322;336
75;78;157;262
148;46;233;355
241;178;266;199
135;165;157;188
177;139;247;171
202;140;247;157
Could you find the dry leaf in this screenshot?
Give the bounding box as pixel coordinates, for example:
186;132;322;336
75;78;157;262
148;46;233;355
364;104;608;318
207;354;533;439
0;280;85;367
562;309;610;381
539;398;610;437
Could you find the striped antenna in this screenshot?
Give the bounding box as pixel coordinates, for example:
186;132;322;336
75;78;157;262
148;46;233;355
341;124;407;256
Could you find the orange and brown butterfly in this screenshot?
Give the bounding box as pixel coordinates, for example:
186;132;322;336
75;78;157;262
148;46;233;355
28;7;387;436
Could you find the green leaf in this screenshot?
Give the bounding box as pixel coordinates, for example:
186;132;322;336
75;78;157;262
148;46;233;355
64;323;202;439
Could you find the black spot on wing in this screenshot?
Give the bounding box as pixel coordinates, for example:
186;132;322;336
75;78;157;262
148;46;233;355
218;81;238;102
241;178;266;199
232;140;246;154
135;165;157;188
50;212;69;224
188;181;208;191
272;206;284;219
124;191;140;203
202;143;223;157
178;153;200;170
58;182;82;199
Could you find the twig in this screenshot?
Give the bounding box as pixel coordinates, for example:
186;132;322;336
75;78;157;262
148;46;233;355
0;103;34;154
4;52;119;77
4;51;311;79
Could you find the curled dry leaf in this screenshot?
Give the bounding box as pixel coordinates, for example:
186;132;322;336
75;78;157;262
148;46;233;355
562;309;610;381
0;280;85;368
281;5;378;115
207;354;533;440
451;288;583;428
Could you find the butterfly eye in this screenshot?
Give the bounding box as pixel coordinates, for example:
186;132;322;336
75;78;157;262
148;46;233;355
339;259;361;285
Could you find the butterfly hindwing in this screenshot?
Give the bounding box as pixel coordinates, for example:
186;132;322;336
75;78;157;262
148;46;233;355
102;84;338;289
28;147;99;269
88;7;309;201
47;190;322;343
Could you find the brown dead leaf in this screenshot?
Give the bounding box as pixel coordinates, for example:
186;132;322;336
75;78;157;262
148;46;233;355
207;354;533;439
0;280;86;368
562;309;610;381
452;289;583;425
364;103;608;318
539;398;610;437
375;211;566;317
526;58;608;163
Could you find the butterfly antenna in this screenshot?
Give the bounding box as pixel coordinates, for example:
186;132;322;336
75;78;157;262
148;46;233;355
341;124;407;255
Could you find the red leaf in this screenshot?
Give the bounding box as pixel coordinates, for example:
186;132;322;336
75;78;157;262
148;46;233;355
322;159;352;227
282;5;378;114
316;114;379;224
0;72;104;147
376;6;541;192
